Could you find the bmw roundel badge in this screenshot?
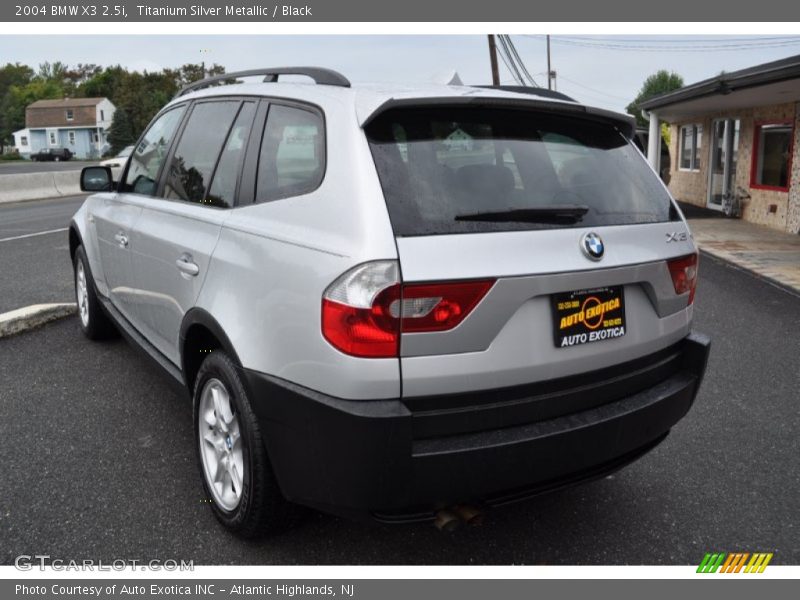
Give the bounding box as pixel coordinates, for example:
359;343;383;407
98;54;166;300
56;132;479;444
581;232;604;261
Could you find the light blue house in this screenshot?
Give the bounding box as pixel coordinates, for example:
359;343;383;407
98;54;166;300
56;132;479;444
13;97;115;159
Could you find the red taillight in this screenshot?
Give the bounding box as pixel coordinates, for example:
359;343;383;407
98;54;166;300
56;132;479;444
321;261;494;358
392;281;495;333
322;284;401;358
667;253;699;305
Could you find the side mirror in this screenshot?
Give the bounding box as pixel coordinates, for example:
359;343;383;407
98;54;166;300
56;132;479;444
80;166;114;192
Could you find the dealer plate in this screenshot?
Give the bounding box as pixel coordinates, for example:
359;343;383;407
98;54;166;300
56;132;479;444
552;286;626;348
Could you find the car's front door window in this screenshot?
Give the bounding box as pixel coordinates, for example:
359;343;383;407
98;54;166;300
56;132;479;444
121;105;187;196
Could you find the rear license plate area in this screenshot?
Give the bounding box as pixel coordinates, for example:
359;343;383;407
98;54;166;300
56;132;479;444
552;286;626;348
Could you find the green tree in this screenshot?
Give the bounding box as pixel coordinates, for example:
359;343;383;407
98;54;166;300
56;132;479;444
0;61;227;154
0;63;34;151
626;70;684;127
0;63;33;96
106;108;136;155
36;61;68;83
0;78;62;151
79;65;129;99
80;66;180;146
62;63;102;97
175;62;225;87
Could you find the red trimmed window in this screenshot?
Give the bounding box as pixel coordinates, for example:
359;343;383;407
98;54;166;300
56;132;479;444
750;121;794;192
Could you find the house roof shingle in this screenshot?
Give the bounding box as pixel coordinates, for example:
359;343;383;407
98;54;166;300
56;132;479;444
27;97;106;109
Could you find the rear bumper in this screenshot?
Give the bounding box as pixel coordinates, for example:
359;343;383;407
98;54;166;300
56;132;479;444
245;331;710;521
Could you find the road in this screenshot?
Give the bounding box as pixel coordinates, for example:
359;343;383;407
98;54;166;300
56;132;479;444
0;196;84;314
0;202;798;565
0;161;98;175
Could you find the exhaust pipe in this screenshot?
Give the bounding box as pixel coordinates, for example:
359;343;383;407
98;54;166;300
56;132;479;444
452;504;484;526
433;509;460;532
433;504;484;531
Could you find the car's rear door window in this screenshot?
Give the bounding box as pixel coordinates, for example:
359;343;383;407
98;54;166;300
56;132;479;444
366;106;676;236
206;101;257;207
164;100;242;207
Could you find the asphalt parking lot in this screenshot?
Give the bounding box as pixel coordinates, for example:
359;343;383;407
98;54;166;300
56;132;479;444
0;196;84;313
1;210;798;564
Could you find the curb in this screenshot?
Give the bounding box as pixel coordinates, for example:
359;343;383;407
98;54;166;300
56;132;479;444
699;248;800;299
0;303;77;339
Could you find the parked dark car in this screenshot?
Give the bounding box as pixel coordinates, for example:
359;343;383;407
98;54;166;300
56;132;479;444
31;147;73;162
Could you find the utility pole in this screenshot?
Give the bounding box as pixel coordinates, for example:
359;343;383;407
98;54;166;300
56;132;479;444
546;35;552;90
487;35;500;86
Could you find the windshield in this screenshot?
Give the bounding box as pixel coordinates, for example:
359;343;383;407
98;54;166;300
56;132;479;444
118;145;135;158
365;106;678;236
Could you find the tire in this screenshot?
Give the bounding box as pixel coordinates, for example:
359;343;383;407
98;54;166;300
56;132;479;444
194;350;299;538
54;156;61;162
73;245;117;340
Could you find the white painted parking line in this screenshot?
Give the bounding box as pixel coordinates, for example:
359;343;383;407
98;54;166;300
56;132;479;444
0;227;68;243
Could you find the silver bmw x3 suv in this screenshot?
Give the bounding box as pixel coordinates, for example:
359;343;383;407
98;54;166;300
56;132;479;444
70;67;710;537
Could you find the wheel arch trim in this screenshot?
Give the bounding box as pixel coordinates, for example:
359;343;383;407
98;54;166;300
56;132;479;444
180;308;244;393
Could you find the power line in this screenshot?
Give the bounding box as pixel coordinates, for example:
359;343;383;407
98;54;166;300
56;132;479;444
536;35;800;44
497;35;526;85
503;35;540;86
557;75;630;102
556;84;625;109
557;40;800;51
520;35;800;52
496;44;523;84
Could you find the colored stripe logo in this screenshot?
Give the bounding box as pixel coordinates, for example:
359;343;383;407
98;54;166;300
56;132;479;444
697;552;773;573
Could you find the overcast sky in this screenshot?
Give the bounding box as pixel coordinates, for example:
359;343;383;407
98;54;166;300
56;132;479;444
1;35;800;113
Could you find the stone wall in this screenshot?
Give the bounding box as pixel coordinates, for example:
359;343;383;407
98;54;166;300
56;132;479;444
666;102;798;233
788;102;800;235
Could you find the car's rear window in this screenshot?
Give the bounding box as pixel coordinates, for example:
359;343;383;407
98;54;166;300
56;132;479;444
365;106;677;236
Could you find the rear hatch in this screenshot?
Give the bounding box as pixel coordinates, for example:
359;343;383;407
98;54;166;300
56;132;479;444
364;102;698;419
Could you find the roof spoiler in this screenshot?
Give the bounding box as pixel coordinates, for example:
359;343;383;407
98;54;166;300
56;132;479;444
362;95;637;139
473;85;576;103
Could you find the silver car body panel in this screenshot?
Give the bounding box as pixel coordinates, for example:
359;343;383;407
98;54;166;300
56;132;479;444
73;81;697;402
90;194;143;324
123;195;227;365
184;91;401;400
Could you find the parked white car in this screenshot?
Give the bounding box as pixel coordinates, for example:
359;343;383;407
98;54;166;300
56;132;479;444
100;145;135;179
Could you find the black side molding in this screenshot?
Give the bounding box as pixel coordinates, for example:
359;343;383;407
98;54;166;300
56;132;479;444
97;296;186;393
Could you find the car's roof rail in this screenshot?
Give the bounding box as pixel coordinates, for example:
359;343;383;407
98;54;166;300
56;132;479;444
174;67;351;98
474;85;576;103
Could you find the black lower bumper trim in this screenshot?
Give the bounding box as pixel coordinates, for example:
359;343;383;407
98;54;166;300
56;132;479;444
244;332;710;521
373;432;669;524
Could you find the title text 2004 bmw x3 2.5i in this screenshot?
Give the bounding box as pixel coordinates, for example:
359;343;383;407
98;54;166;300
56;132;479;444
70;67;710;537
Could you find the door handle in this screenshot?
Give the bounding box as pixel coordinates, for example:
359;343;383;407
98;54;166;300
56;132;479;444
114;232;128;248
176;255;200;277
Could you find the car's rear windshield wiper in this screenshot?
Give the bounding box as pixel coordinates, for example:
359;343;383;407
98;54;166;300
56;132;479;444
454;205;590;224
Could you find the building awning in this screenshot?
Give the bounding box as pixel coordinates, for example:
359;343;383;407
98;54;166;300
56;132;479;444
639;54;800;121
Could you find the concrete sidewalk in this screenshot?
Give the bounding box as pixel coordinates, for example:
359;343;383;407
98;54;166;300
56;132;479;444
688;218;800;294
